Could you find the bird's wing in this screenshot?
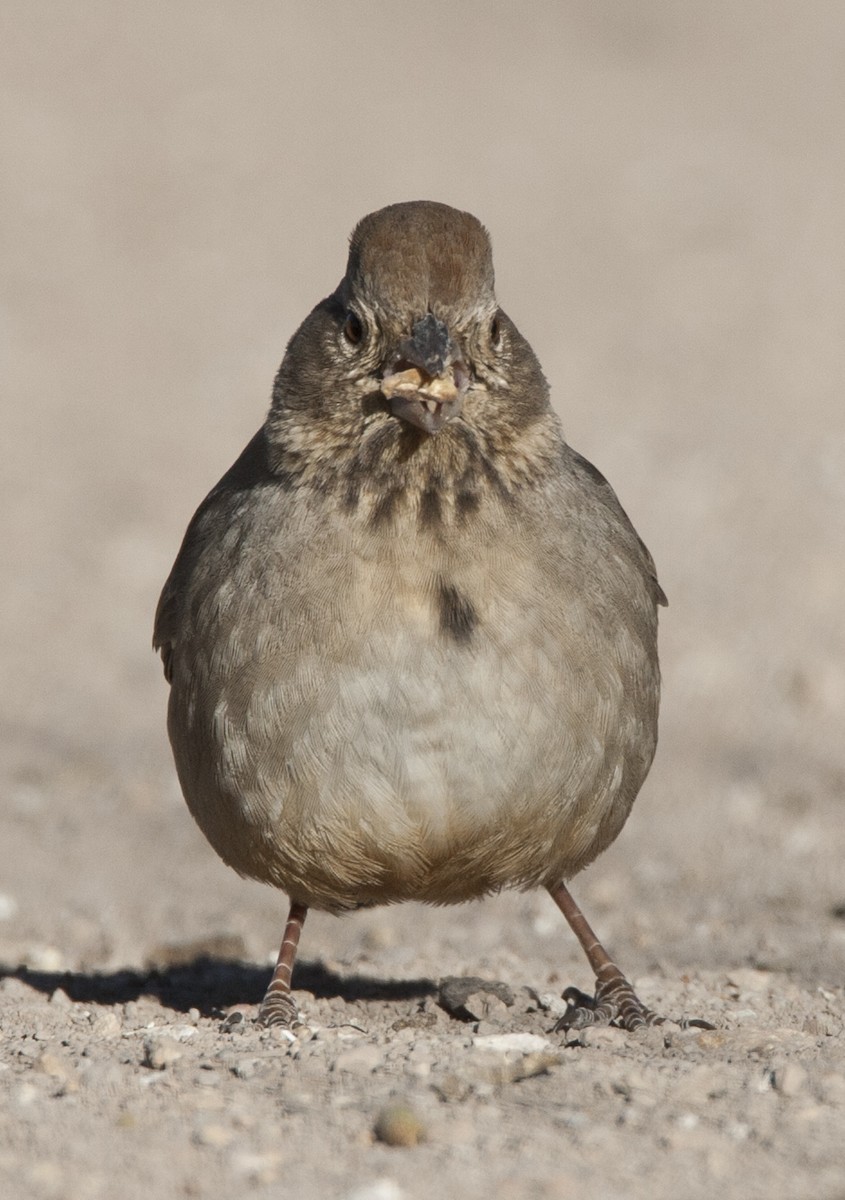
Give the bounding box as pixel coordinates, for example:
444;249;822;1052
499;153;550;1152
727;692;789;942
566;447;668;608
152;428;273;683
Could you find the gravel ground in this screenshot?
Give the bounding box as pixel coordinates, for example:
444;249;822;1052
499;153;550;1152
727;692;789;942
2;4;845;1198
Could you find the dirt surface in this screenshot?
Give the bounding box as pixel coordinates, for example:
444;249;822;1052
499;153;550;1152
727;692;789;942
2;4;845;1198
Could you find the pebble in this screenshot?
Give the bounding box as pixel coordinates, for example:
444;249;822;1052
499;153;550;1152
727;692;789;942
472;1033;551;1055
432;1073;473;1103
439;977;514;1021
574;1026;628;1049
34;1050;75;1085
143;1035;183;1070
193;1122;234;1148
373;1102;427;1147
537;993;569;1018
231;1058;260;1080
345;1180;406;1200
165;1024;198;1043
25;945;64;972
90;1011;122;1039
772;1064;807;1097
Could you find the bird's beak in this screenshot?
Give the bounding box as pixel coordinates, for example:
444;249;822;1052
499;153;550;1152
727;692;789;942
381;313;468;435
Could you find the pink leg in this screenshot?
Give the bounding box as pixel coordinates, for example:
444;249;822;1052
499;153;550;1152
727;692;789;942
547;881;661;1031
257;901;308;1027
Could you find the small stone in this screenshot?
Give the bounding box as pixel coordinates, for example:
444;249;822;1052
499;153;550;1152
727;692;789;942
466;992;510;1022
480;1051;562;1086
26;946;64;972
537;993;569;1018
438;976;514;1021
772;1064;807;1097
91;1011;122;1039
345;1181;406;1200
373;1102;427;1147
696;1029;729;1050
474;1020;504;1036
578;1026;628;1049
264;1024;297;1045
48;988;71;1007
472;1032;550;1055
168;1025;198;1043
432;1073;473;1103
193;1123;234;1147
34;1051;73;1084
143;1035;183;1070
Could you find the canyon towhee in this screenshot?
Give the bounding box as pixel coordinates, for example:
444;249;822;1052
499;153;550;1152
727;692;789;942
155;200;684;1032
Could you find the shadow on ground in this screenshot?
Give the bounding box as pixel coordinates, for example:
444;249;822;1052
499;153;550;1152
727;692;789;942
0;958;439;1017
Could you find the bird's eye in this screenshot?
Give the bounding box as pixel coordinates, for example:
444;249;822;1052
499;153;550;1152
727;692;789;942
343;311;364;346
490;314;502;350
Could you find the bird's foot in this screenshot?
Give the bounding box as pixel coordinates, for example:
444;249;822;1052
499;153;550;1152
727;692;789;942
256;989;299;1029
553;980;715;1034
554;976;663;1033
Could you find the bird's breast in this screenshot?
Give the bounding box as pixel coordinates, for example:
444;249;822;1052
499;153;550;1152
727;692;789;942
169;498;658;909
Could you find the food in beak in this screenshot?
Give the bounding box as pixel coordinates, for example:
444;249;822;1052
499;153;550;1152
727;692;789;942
381;366;464;434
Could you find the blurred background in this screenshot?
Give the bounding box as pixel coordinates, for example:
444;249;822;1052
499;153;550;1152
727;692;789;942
1;1;843;986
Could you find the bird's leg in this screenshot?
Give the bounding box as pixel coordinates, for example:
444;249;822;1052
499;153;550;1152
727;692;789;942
257;901;308;1028
547;881;661;1032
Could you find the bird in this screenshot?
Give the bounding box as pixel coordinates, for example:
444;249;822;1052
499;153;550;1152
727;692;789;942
154;199;680;1033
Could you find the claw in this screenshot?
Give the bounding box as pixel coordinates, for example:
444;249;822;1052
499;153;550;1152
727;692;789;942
554;978;663;1033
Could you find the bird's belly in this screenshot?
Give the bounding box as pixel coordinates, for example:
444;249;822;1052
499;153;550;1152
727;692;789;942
176;595;648;911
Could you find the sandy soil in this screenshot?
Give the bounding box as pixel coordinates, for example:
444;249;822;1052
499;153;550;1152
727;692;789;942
2;3;845;1198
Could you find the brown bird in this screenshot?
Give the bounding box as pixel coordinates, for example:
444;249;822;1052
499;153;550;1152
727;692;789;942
155;200;680;1032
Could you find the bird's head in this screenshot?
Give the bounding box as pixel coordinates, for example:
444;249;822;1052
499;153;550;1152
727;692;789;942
335;201;498;435
266;201;553;489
